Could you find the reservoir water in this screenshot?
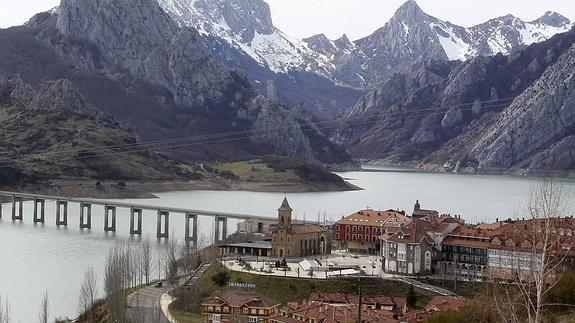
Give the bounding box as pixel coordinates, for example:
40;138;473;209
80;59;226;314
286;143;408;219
1;166;574;321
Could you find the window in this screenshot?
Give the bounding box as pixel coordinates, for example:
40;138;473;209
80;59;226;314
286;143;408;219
352;226;357;233
345;234;350;240
352;234;357;241
335;233;340;239
366;227;371;234
365;235;369;242
346;225;350;232
210;314;221;323
336;225;340;231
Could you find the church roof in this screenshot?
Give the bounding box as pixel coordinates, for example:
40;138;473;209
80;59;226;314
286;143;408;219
292;224;328;234
278;197;293;211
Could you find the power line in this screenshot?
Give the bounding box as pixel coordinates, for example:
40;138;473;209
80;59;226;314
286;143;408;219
0;100;519;170
0;96;518;168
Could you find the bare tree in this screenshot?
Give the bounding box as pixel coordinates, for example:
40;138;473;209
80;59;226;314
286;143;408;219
0;295;11;323
492;180;573;323
104;240;134;323
39;290;48;323
79;267;98;315
165;234;180;284
141;238;153;284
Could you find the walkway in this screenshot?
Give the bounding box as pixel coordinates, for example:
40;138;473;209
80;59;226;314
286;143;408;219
395;276;458;296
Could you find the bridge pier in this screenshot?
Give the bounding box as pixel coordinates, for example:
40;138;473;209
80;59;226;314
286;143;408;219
104;205;117;232
80;203;92;229
214;216;228;243
185;213;198;247
130;208;143;235
11;196;23;221
33;198;45;223
157;210;169;239
56;200;68;226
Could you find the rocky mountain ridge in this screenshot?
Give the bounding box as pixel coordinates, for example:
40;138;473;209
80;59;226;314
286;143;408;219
156;0;573;92
0;74;192;181
339;27;575;175
307;1;573;87
0;0;353;169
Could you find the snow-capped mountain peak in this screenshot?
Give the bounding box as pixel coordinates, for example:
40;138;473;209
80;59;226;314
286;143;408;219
158;0;334;74
157;0;573;89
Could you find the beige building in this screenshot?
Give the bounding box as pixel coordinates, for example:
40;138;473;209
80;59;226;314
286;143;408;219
271;198;332;258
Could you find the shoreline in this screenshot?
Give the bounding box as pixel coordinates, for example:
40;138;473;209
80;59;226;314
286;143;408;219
361;160;575;180
0;178;362;199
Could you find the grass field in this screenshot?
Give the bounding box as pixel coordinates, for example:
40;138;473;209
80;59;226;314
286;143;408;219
214;159;299;183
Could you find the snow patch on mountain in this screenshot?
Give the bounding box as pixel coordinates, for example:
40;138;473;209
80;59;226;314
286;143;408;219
157;0;334;75
428;22;471;60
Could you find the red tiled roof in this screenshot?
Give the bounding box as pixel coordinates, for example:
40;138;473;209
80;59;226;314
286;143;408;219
276;302;398;323
386;220;434;244
337;209;409;227
309;292;358;304
291;224;329;234
425;296;466;312
202;289;280;309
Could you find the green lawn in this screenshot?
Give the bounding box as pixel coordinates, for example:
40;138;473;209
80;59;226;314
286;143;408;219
214;159;298;183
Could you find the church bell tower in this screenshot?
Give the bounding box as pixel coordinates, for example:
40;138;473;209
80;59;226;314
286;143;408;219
278;197;293;230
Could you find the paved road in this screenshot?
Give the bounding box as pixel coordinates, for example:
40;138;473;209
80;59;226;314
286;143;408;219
127;283;171;323
127;264;212;323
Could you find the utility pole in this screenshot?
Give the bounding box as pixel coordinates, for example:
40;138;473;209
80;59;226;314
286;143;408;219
357;276;362;323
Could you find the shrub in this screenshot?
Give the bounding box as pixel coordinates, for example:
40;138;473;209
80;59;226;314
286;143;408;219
211;270;230;287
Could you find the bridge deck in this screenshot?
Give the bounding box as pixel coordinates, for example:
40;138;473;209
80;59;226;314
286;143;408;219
0;190;273;221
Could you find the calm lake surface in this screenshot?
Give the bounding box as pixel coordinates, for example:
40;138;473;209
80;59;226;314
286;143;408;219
1;166;574;321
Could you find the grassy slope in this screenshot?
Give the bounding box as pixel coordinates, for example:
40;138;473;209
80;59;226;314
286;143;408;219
214;159;298;183
213;155;354;190
170;264;435;322
0;105;196;182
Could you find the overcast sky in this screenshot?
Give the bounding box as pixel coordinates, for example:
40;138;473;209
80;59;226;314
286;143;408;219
1;0;574;40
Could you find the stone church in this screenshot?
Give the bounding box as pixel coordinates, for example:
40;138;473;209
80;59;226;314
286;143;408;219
271;198;331;258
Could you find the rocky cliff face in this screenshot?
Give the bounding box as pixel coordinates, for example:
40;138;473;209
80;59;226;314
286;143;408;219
468;45;575;172
339;28;575;174
157;0;362;117
57;0;235;109
1;0;352;166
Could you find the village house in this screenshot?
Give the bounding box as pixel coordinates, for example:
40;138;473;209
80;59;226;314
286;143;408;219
437;225;491;281
271;198;332;257
424;296;466;313
269;301;397;323
381;220;435;275
484;218;575;280
308;292;408;316
201;289;281;323
335;208;410;254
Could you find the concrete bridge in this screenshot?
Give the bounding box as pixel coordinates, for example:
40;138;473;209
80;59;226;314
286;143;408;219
0;190;272;246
